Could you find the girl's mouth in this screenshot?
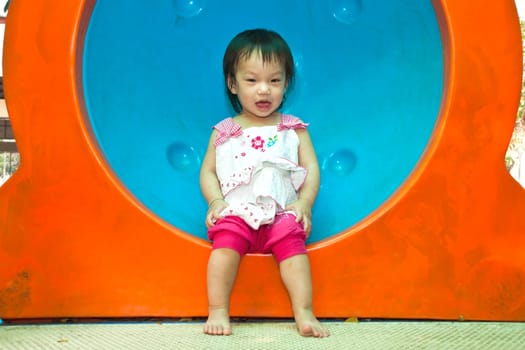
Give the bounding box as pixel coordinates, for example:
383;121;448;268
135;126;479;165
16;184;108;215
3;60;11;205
256;101;271;109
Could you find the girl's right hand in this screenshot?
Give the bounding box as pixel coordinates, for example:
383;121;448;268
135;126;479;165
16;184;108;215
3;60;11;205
205;199;228;227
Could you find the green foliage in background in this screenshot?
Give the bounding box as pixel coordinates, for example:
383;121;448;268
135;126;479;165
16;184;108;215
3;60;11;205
505;20;525;170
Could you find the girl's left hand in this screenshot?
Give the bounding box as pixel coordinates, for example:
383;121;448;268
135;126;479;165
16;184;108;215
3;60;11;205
285;199;312;236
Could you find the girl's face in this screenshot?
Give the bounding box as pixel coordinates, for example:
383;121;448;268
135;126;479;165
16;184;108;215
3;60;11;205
229;52;287;120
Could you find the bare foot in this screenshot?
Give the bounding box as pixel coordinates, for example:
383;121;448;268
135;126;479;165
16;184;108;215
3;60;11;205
295;309;330;338
203;308;232;336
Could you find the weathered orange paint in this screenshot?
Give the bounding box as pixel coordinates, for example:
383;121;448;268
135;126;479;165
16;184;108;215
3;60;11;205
1;0;524;320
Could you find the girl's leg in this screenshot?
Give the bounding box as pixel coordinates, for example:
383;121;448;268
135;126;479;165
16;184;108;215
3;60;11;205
204;247;241;336
279;254;330;338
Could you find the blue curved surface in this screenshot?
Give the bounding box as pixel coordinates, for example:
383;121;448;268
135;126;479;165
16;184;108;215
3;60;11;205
83;0;443;243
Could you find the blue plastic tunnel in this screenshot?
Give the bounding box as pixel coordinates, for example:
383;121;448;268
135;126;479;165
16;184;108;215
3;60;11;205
83;0;442;243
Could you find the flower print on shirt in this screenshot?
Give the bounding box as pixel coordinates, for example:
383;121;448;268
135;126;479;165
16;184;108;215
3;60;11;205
267;135;278;147
251;136;265;150
251;134;278;151
234;151;247;160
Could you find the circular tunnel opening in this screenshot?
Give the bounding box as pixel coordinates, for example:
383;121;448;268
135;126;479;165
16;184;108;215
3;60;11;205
82;0;443;243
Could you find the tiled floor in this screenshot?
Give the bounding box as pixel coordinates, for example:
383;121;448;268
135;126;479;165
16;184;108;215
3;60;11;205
1;320;524;349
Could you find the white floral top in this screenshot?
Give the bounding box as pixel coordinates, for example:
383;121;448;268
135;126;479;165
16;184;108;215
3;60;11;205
213;114;308;229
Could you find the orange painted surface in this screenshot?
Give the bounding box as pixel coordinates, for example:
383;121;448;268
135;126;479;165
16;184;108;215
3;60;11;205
1;0;525;320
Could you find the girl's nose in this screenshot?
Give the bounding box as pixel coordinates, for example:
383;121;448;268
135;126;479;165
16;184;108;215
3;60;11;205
257;85;270;95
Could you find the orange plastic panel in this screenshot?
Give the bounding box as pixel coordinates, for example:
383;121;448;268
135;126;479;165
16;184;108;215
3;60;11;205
1;0;525;320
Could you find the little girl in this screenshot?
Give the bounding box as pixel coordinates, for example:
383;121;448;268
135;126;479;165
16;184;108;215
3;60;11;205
199;29;329;338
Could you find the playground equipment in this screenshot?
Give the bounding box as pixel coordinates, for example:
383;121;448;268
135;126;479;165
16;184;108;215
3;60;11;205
1;0;525;320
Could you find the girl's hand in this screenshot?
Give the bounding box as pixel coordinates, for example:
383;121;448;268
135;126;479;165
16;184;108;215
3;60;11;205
206;198;228;227
285;199;312;236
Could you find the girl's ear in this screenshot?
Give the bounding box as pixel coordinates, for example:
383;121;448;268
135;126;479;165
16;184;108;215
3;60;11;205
227;75;238;94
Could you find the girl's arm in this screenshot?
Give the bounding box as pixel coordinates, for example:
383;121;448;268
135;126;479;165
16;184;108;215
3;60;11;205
286;128;320;235
200;130;228;227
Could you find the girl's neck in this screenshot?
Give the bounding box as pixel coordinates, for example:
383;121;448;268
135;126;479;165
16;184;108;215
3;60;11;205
235;111;281;128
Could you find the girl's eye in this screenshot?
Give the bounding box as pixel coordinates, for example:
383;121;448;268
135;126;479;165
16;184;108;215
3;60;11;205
271;79;282;83
246;78;256;82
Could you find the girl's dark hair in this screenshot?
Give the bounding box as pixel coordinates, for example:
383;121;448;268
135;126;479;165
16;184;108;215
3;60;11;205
223;29;295;113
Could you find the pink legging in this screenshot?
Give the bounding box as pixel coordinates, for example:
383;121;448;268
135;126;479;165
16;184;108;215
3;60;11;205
208;213;307;263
